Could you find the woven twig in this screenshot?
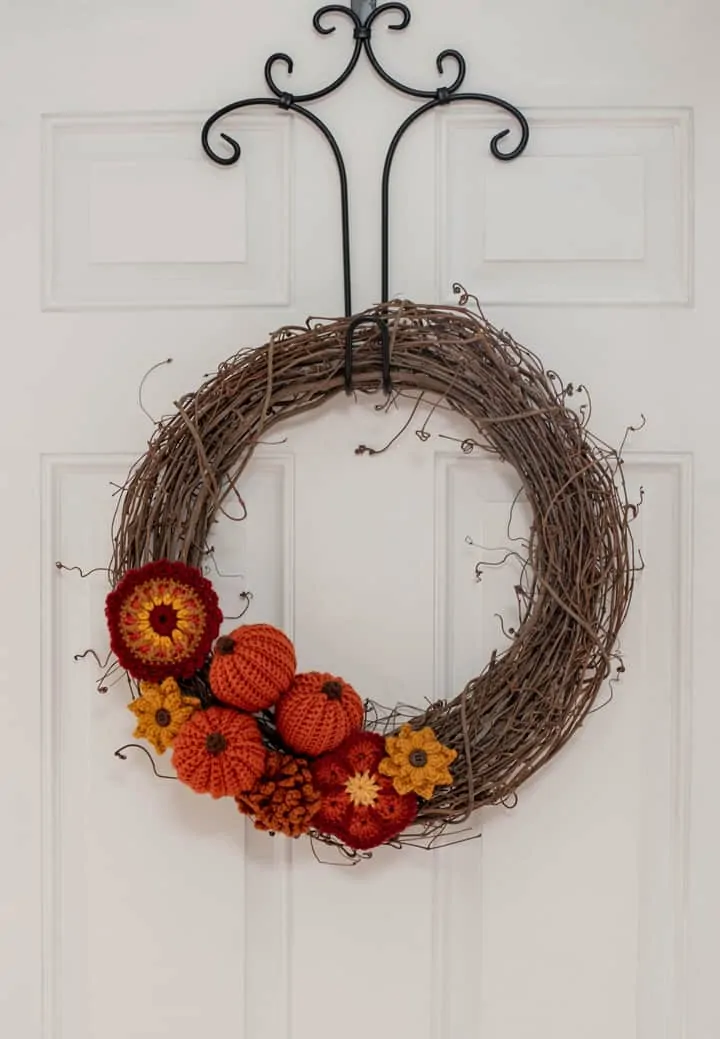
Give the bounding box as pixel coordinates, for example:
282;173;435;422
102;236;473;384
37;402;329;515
110;299;637;828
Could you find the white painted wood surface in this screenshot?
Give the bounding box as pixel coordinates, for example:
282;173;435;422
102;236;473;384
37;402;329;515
1;1;718;1037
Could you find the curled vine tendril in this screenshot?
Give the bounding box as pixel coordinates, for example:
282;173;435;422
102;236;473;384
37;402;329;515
115;744;177;781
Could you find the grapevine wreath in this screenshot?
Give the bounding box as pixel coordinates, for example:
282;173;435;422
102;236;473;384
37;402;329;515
100;294;637;857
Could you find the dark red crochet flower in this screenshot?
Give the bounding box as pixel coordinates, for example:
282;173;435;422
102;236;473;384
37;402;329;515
312;731;418;851
105;560;222;681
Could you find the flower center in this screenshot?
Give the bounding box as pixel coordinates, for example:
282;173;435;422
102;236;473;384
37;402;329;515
155;708;172;727
205;732;227;756
344;770;380;807
409;749;428;768
149;603;178;636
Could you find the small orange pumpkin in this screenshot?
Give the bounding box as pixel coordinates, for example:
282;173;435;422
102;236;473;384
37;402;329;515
209;624;296;711
276;672;364;757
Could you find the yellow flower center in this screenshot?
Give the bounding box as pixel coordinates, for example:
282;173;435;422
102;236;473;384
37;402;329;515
344;771;380;807
118;577;208;666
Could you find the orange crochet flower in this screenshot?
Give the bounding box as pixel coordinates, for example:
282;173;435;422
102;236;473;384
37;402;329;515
172;706;266;798
105;560;222;681
128;677;200;754
312;731;417;850
379;724;457;799
236;752;321;838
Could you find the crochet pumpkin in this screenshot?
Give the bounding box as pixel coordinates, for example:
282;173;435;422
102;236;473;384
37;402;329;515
276;672;364;757
209;624;296;711
236;751;321;838
312;730;418;850
172;706;266;798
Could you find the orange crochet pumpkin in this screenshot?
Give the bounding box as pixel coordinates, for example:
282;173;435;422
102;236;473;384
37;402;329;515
209;624;296;711
172;706;266;799
276;672;364;757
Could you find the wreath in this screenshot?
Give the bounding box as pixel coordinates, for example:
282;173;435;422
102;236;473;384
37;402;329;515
99;295;637;858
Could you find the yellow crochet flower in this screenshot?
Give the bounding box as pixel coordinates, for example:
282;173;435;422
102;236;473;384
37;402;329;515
128;677;200;754
379;724;457;799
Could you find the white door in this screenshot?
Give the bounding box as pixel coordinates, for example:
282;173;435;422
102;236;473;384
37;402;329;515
1;1;717;1037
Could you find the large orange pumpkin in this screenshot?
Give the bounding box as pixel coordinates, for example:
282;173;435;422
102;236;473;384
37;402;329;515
209;624;296;711
276;672;364;757
172;706;266;798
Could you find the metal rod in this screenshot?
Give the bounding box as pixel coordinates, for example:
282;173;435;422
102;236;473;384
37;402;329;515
202;96;352;316
380;92;529;303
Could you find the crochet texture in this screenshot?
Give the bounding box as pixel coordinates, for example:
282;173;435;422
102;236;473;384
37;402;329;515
172;706;266;798
209;624;296;711
276;672;364;757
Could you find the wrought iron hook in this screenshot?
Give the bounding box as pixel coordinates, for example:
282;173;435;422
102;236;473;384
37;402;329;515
344;315;392;395
201;3;530;313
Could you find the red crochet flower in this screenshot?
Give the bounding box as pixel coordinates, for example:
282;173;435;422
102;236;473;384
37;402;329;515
312;731;418;850
105;560;222;681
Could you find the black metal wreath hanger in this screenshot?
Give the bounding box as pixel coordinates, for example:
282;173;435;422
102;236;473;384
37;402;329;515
202;3;529;393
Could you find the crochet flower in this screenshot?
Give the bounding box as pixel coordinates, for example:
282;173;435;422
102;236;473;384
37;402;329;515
236;752;321;838
105;560;222;681
127;677;200;754
172;706;266;799
379;724;457;799
312;731;417;850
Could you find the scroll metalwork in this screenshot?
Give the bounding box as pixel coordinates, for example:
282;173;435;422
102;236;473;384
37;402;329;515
202;3;529;315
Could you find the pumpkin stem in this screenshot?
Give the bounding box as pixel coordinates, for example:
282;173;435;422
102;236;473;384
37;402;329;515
215;636;236;655
322;680;343;700
205;732;227;756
